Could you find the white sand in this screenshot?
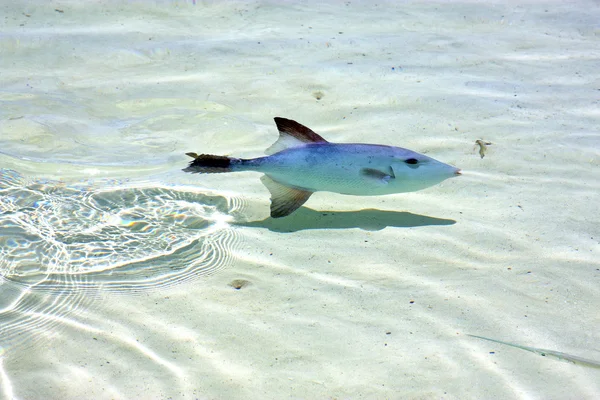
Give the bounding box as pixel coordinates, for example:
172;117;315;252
1;0;599;399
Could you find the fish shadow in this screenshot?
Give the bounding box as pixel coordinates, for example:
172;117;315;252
233;207;456;232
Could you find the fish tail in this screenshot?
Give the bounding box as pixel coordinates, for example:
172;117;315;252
183;153;242;174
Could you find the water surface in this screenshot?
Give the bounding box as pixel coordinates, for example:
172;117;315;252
1;1;599;398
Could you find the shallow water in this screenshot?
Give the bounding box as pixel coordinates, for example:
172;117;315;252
1;1;599;399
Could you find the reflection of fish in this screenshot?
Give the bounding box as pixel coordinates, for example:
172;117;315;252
468;334;600;369
184;118;461;218
475;139;492;158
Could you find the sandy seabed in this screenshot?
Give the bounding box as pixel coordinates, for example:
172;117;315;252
0;1;599;399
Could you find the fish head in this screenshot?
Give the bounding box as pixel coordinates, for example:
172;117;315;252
388;149;461;192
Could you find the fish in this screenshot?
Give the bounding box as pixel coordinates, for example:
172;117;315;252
183;117;461;218
468;334;600;369
474;139;492;159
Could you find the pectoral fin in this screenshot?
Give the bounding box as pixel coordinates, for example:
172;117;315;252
260;175;313;218
360;167;395;184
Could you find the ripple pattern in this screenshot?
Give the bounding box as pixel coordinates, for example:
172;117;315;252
0;169;244;345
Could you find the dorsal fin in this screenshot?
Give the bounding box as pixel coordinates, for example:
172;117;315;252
260;174;313;218
265;117;328;155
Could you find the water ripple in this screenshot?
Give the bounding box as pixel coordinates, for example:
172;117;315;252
0;169;244;345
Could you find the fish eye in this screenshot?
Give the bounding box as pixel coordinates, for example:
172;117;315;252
404;158;419;165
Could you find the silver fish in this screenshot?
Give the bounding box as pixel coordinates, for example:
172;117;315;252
184;117;461;218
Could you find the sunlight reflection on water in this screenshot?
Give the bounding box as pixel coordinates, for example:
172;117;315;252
0;168;244;346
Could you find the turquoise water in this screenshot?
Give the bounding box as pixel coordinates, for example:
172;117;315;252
1;1;599;398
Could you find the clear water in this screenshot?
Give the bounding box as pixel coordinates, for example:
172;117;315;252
1;1;599;399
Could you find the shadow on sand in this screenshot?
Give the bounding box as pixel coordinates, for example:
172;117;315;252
233;207;456;233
